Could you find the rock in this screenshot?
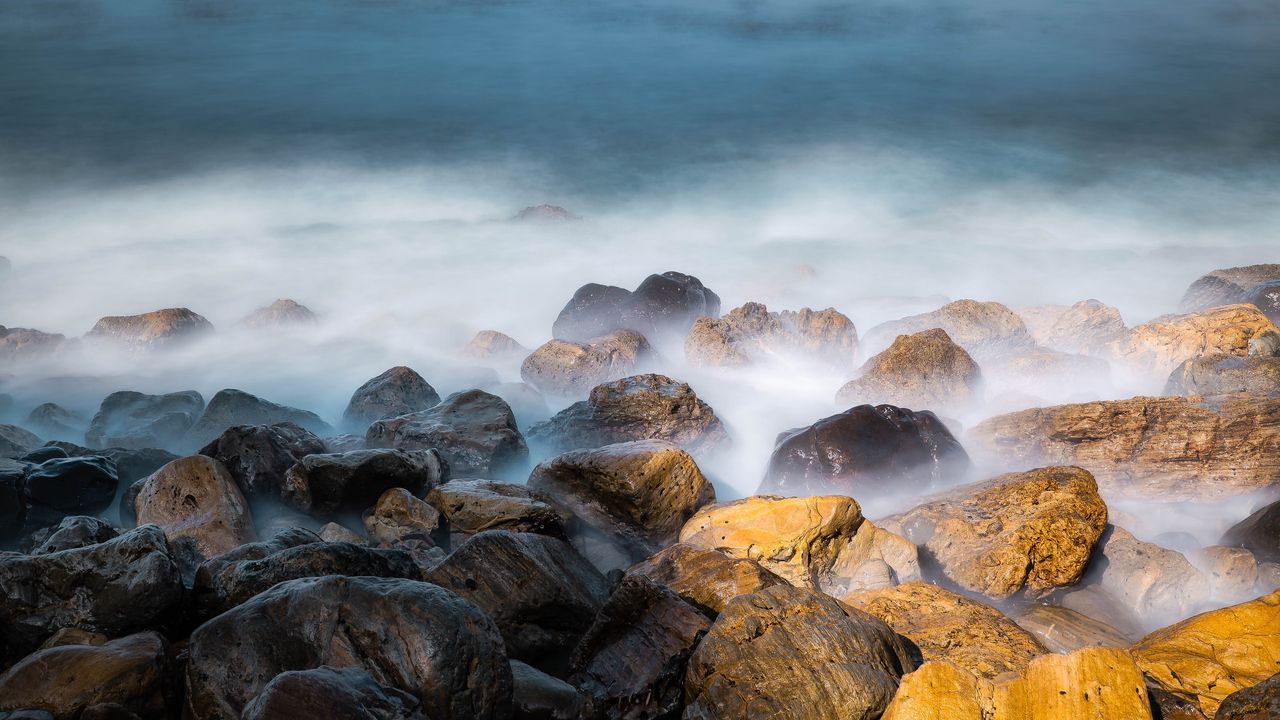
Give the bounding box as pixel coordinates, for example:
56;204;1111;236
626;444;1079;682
424;479;565;543
342;367;441;430
0;525;183;661
1107;305;1279;379
835;329;982;414
510;660;591;720
1193;545;1259;603
488;382;551;428
684;302;858;369
21;456;119;533
18;445;66;464
989;647;1153;720
1028;299;1128;356
528;374;729;457
527;440;714;571
520;330;655;397
1132;589;1280;716
881;661;990;720
619;271;721;343
979;346;1112;398
317;522;363;543
184;389;332;451
883;466;1107;600
968;395;1280;501
424;530;610;675
281;448;447;518
682;584;913;720
1180;264;1280;312
1009;604;1131;654
1223;500;1280;563
239;299;317;329
0;328;65;364
0;424;41;458
514;204;578;221
864;299;1034;360
323;433;366;452
24;403;83;440
464;330;529;361
38;627;109;650
1250;329;1280;358
184;575;513;720
1214;672;1280;720
553;283;634;342
1148;685;1210;720
193;531;422;617
569;575;711;718
133;455;255;562
845;582;1047;679
198;422;327;502
759;404;969;497
0;632;171;719
85;390;204;450
625;543;789;617
26;516;118;555
1244;280;1280;326
1166;354;1280;397
0;460;22;541
241;666;426;720
366;390;528;478
85;308;213;348
1086;525;1210;629
363;488;441;547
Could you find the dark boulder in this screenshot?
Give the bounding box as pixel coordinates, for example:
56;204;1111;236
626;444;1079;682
19;446;67;464
199;422;327;501
0;424;41;459
24;403;83;441
84;390;204;450
618;271;721;344
0;459;24;542
759;404;969;497
241;666;427;720
0;632;172;719
183;389;332;452
553;283;634;343
24;516;118;554
1214;671;1280;719
425;479;566;545
1221;500;1280;563
281;448;447;518
21;456;118;534
510;660;591;720
1244;280;1280;326
342;367;441;430
1180;264;1280;312
366;390;528;478
184;575;513;720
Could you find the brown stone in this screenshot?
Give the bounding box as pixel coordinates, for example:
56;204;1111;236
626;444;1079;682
625;543;790;617
521;330;655;397
1107;304;1278;379
362;487;440;548
0;632;171;718
134;455;256;561
1165;354;1280;397
863;299;1034;360
86;308;213;348
1008;604;1131;654
1180;264;1280;312
836;329;982;414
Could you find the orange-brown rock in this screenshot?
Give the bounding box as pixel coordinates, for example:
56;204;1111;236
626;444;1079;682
1165;354;1280;397
625;543;790;616
1009;604;1132;653
836;329;982;414
863;299;1034;360
0;631;172;718
1021;299;1128;357
520;330;654;397
86;307;213;348
134;455;256;561
465;329;529;361
684;302;857;369
1106;304;1278;379
990;647;1152;720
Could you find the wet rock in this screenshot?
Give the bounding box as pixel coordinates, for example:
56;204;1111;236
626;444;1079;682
684;302;858;369
424;479;565;543
1180;264;1280;312
84;390;204;451
625;543;790;617
835;329;982;414
617;271;721;345
241;666;425;720
184;575;513;720
759;404;969;497
510;660;591;720
21;456;118;533
520;330;655;397
0;525;183;661
0;424;41;458
883;466;1108;600
1250;329;1280;358
968;395;1280;501
1222;500;1280;563
845;582;1047;679
1107;304;1279;379
1009;604;1131;654
18;446;66;464
0;328;65;364
424;530;610;675
317;521;364;543
363;487;440;548
528;374;729;457
1192;545;1259;603
863;299;1035;360
281;448;447;519
323;433;366;452
528;440;714;571
1132;589;1280;716
465;330;529;361
198;422;327;502
1214;672;1280;720
1086;525;1210;629
85;308;213;349
342;366;441;430
682;584;913;720
239;299;317;329
26;516;118;554
1243;280;1280;326
24;403;83;440
133;455;255;562
366;390;528;478
0;460;23;541
1148;685;1210;720
1166;354;1280;397
553;283;634;342
184;389;332;451
1024;299;1128;357
0;631;171;719
569;575;711;718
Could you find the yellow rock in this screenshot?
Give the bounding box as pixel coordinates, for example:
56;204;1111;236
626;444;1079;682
1107;303;1278;378
882;661;990;720
992;647;1152;720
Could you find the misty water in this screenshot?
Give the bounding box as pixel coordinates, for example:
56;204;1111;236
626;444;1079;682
2;0;1278;518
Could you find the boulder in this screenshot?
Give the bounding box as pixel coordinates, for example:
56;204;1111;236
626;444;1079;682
0;632;171;719
528;440;714;571
184;575;513;720
239;299;317;329
241;666;426;720
1165;354;1280;397
18;445;66;464
520;330;655;397
0;328;65;364
425;478;563;540
0;525;183;661
863;299;1034;360
133;455;255;562
514;204;578;221
1132;589;1280;716
883;466;1107;600
845;582;1048;679
1244;280;1280;326
26;516;118;555
990;647;1153;720
317;522;364;543
24;403;83;440
968;395;1280;501
624;543;789;617
488;382;551;427
759;404;969;497
684;302;857;369
1215;672;1280;720
342;367;441;430
366;390;528;478
1086;525;1210;629
0;424;41;458
1193;545;1259;603
0;460;23;541
1251;329;1280;358
184;389;332;451
617;271;721;344
1223;500;1280;563
85;308;213;349
835;329;982;414
464;329;529;361
510;660;591;720
1009;604;1131;654
363;488;441;548
1107;305;1279;379
553;283;633;342
682;585;913;720
569;575;711;718
527;374;729;457
198;422;327;502
880;661;990;720
424;530;610;675
21;456;119;533
1024;299;1127;357
1180;264;1280;312
84;390;204;451
281;448;447;518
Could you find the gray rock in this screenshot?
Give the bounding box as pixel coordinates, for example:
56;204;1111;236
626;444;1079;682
183;389;332;452
366;390;528;478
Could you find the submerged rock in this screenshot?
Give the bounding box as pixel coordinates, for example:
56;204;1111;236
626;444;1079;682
1085;525;1209;629
553;283;634;342
1165;354;1280;397
239;299;317;329
85;390;205;450
24;403;84;440
684;302;858;369
464;330;529;361
0;327;65;364
835;329;982;414
1022;299;1127;357
184;389;332;452
85;308;213;349
520;330;655;397
553;272;720;345
341;366;441;430
366;390;527;478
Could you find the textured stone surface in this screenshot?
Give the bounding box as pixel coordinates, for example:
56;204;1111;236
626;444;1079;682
363;487;441;547
1107;304;1279;379
864;299;1035;360
625;543;790;617
520;330;654;397
85;390;204;450
282;448;447;518
1180;264;1280;312
1008;604;1132;654
21;456;119;533
836;329;981;414
342;366;441;429
1214;672;1280;720
684;302;857;369
1088;525;1210;629
1223;500;1280;564
464;330;529;361
989;647;1152;720
1165;354;1280;397
881;661;990;720
198;422;327;502
425;479;564;542
241;666;426;720
133;455;255;562
0;424;40;459
1024;299;1128;357
366;390;528;478
0;631;171;718
184;389;332;451
86;307;213;348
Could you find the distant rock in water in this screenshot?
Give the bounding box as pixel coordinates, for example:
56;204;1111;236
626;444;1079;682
464;329;529;361
0;326;65;363
85;307;213;349
520;329;655;398
513;204;578;221
24;402;84;440
1180;263;1280;312
86;389;205;450
836;328;981;414
238;299;317;329
863;299;1034;360
553;272;720;344
183;389;332;451
342;366;440;430
1019;299;1127;357
685;301;858;369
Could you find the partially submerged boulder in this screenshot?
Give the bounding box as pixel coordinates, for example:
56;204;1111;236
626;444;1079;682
553;272;720;345
1085;525;1210;629
184;389;332;452
239;299;317;329
1021;299;1127;357
835;329;982;415
366;390;528;478
424;479;565;542
684;302;857;369
85;308;213;349
863;299;1034;360
21;455;119;533
85;390;204;450
464;330;528;361
1180;264;1280;312
1009;604;1132;654
1165;354;1280;397
520;330;654;397
341;367;441;430
198;422;327;502
0;424;40;458
0;631;172;718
